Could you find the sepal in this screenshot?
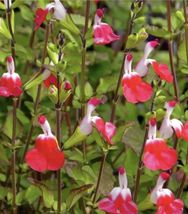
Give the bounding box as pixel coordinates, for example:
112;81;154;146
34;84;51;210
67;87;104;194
63;127;87;149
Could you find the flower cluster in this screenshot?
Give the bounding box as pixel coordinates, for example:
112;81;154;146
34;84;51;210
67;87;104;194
122;41;174;104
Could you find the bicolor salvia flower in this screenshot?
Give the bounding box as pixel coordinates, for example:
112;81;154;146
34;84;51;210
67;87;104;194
92;116;116;145
98;167;138;214
25;115;64;172
93;9;120;45
135;41;173;83
122;53;153;103
34;0;66;30
0;56;22;97
143;117;177;171
63;97;101;149
150;172;183;214
159;101;183;139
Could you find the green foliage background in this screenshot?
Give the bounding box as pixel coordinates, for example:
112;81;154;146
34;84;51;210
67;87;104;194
0;0;188;213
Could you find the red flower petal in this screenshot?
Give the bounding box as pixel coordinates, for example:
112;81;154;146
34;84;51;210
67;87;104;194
182;122;188;142
98;198;117;214
94;117;116;145
152;61;173;83
94;23;119;45
143;139;177;170
25;149;47;172
0;75;22;97
122;73;153;103
34;8;48;31
25;135;64;172
43;74;58;88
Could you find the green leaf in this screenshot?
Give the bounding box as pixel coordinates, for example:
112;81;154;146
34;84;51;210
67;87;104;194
60;15;80;35
11;0;25;8
85;82;93;98
0;18;11;39
0;2;6;10
66;184;93;210
41;186;54;208
25;185;41;204
146;26;171;39
127;28;148;49
47;43;58;65
96;75;117;94
16;191;25;205
138;194;154;211
20;5;34;21
122;122;144;154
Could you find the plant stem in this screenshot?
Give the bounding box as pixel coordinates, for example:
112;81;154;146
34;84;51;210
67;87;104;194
56;40;63;214
91;152;107;213
133;81;159;202
80;0;90;161
17;22;50;192
6;0;15;60
166;0;179;101
12;97;18;214
176;0;188;198
110;14;135;122
133;127;148;202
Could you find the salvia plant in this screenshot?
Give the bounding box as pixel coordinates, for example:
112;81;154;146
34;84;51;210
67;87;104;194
0;0;188;213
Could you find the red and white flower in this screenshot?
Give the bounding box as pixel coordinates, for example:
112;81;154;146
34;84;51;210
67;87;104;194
143;117;177;171
34;0;66;30
93;9;120;45
92;116;116;145
0;56;22;97
135;40;158;77
25;115;64;172
182;122;188;142
151;172;183;214
98;167;138;214
79;97;101;135
159;101;183;139
122;53;153;103
135;41;173;83
64;80;72;91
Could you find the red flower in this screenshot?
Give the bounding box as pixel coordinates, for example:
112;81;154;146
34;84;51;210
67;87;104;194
25;115;64;172
0;56;22;97
92;116;116;145
182;122;188;142
151;173;183;214
34;8;48;31
144;139;177;171
99;167;138;214
122;54;153;103
93;9;120;45
151;61;173;83
143;118;177;171
43;74;58;88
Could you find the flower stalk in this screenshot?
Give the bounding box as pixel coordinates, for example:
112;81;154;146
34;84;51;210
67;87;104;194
166;0;179;101
91;152;107;213
176;0;188;198
80;0;90;160
110;11;135;122
6;0;15;59
12;97;18;214
56;33;63;214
